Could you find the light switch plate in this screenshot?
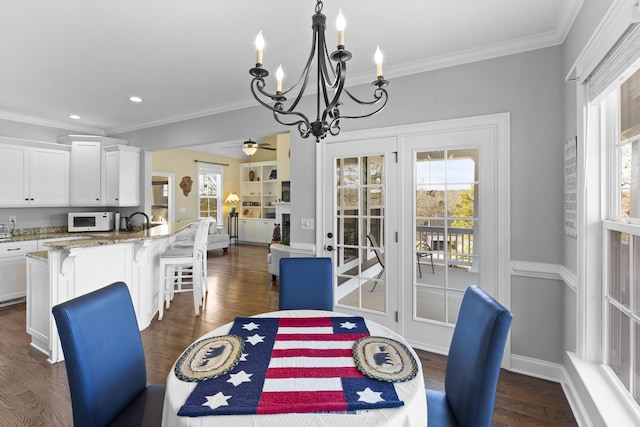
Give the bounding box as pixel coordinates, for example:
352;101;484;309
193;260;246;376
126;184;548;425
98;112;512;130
301;218;315;230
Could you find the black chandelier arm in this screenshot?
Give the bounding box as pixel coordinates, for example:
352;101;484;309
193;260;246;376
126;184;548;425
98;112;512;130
271;109;312;139
341;85;388;107
333;87;389;120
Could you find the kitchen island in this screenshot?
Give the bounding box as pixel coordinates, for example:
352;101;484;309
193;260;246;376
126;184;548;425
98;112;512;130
31;221;195;363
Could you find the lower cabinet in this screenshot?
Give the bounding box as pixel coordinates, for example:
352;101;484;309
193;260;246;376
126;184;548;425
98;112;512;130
239;219;276;244
26;254;49;356
0;240;38;306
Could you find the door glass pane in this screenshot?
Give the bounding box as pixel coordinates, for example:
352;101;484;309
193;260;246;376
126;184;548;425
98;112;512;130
335;155;386;314
415;148;479;324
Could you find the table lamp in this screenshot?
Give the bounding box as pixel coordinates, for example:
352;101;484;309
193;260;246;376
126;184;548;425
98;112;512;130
225;192;240;213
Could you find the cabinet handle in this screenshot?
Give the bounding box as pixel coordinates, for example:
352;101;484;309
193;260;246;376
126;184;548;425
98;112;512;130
7;248;21;251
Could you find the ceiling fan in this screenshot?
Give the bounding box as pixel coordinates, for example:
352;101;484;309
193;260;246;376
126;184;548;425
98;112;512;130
242;139;275;155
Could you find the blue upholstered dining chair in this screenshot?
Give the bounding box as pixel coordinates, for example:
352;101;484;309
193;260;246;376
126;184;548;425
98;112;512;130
425;285;512;427
279;257;334;311
52;282;165;427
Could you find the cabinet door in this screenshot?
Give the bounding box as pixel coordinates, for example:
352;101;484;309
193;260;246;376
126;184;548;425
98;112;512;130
29;147;70;206
258;220;276;243
26;257;50;350
238;219;250;242
0;145;29;206
70;141;102;206
0;241;38;303
105;149;141;207
105;150;120;204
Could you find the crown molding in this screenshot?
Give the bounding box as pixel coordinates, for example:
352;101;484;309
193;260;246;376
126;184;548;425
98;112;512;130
0;110;106;135
105;98;258;136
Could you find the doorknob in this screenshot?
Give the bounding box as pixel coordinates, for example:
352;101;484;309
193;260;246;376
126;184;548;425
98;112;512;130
327;232;333;238
325;245;335;252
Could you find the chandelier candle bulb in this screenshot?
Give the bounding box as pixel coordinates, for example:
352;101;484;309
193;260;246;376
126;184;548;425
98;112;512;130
375;46;383;78
276;65;284;93
336;9;345;46
255;31;265;65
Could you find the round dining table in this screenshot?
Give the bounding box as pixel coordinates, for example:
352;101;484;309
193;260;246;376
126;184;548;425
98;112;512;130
162;310;427;427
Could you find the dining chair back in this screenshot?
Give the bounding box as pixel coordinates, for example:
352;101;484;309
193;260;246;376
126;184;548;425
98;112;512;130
279;257;333;311
52;281;165;427
425;285;512;427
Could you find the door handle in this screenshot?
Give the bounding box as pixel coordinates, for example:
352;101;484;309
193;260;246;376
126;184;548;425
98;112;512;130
325;245;335;252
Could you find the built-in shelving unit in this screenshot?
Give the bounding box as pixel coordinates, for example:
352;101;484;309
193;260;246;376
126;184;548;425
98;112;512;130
240;161;278;219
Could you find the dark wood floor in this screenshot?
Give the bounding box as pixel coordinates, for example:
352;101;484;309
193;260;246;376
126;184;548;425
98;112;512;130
0;243;577;426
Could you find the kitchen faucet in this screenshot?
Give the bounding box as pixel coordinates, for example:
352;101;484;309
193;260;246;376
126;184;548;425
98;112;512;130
129;212;150;230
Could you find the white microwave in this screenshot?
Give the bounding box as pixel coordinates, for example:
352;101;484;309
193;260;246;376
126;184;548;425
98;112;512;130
68;212;115;232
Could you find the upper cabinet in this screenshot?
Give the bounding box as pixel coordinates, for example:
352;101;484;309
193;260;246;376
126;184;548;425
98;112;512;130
62;135;142;208
70;140;102;206
104;145;141;207
239;161;278;219
0;141;70;207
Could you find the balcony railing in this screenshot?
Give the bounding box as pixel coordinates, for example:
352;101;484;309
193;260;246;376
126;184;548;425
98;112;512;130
416;225;475;267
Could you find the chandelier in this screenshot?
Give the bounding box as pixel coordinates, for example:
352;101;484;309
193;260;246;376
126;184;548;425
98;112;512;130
249;0;389;142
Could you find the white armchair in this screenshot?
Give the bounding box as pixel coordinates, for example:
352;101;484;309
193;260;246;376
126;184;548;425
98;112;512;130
267;243;291;281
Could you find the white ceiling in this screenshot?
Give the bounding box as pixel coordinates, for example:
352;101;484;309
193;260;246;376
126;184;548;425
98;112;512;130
0;0;582;157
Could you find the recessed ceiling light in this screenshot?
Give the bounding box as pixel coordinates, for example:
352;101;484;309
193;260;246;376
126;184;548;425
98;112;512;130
129;96;142;103
68;114;81;120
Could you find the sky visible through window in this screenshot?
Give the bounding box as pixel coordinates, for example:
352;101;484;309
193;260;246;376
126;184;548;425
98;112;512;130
417;158;475;190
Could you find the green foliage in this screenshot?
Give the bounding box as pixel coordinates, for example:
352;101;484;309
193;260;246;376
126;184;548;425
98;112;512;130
451;187;474;228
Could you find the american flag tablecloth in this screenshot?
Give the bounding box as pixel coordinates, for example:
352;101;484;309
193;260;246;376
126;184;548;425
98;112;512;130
177;316;404;417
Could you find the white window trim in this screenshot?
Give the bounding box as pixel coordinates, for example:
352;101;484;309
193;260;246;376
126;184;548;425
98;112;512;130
198;163;224;224
567;2;640;424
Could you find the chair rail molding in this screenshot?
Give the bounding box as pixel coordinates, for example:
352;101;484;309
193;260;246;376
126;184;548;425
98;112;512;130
510;260;576;292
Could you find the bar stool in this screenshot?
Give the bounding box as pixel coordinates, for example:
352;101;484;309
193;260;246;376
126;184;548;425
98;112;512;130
158;218;210;320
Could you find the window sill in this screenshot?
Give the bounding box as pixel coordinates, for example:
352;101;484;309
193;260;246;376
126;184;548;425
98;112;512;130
565;352;640;426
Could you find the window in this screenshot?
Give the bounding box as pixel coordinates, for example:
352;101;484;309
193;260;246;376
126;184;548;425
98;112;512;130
602;66;640;406
198;164;223;224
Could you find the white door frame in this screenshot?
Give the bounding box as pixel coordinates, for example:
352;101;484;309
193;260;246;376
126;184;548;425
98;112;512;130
316;113;510;365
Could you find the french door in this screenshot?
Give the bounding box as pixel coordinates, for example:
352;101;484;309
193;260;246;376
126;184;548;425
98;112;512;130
319;115;509;355
322;137;399;331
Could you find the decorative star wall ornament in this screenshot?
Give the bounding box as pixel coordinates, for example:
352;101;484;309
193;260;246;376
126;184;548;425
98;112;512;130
203;392;232;409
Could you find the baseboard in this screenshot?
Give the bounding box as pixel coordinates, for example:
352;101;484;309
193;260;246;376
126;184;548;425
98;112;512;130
510;354;564;382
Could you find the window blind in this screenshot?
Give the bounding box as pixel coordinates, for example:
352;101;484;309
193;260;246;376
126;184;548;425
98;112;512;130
588;23;640;101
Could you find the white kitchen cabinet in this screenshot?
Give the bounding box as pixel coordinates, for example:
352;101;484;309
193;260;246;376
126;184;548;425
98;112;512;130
70;140;102;206
26;254;49;355
239;219;275;244
0;240;38;306
0;143;69;207
104;145;141;207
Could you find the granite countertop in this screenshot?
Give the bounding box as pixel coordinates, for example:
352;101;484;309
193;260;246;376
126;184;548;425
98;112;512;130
4;221;195;250
26;251;49;261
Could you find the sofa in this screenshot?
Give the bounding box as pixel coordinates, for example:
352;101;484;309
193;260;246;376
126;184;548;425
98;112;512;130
207;220;229;253
175;219;229;254
267;243;291;281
